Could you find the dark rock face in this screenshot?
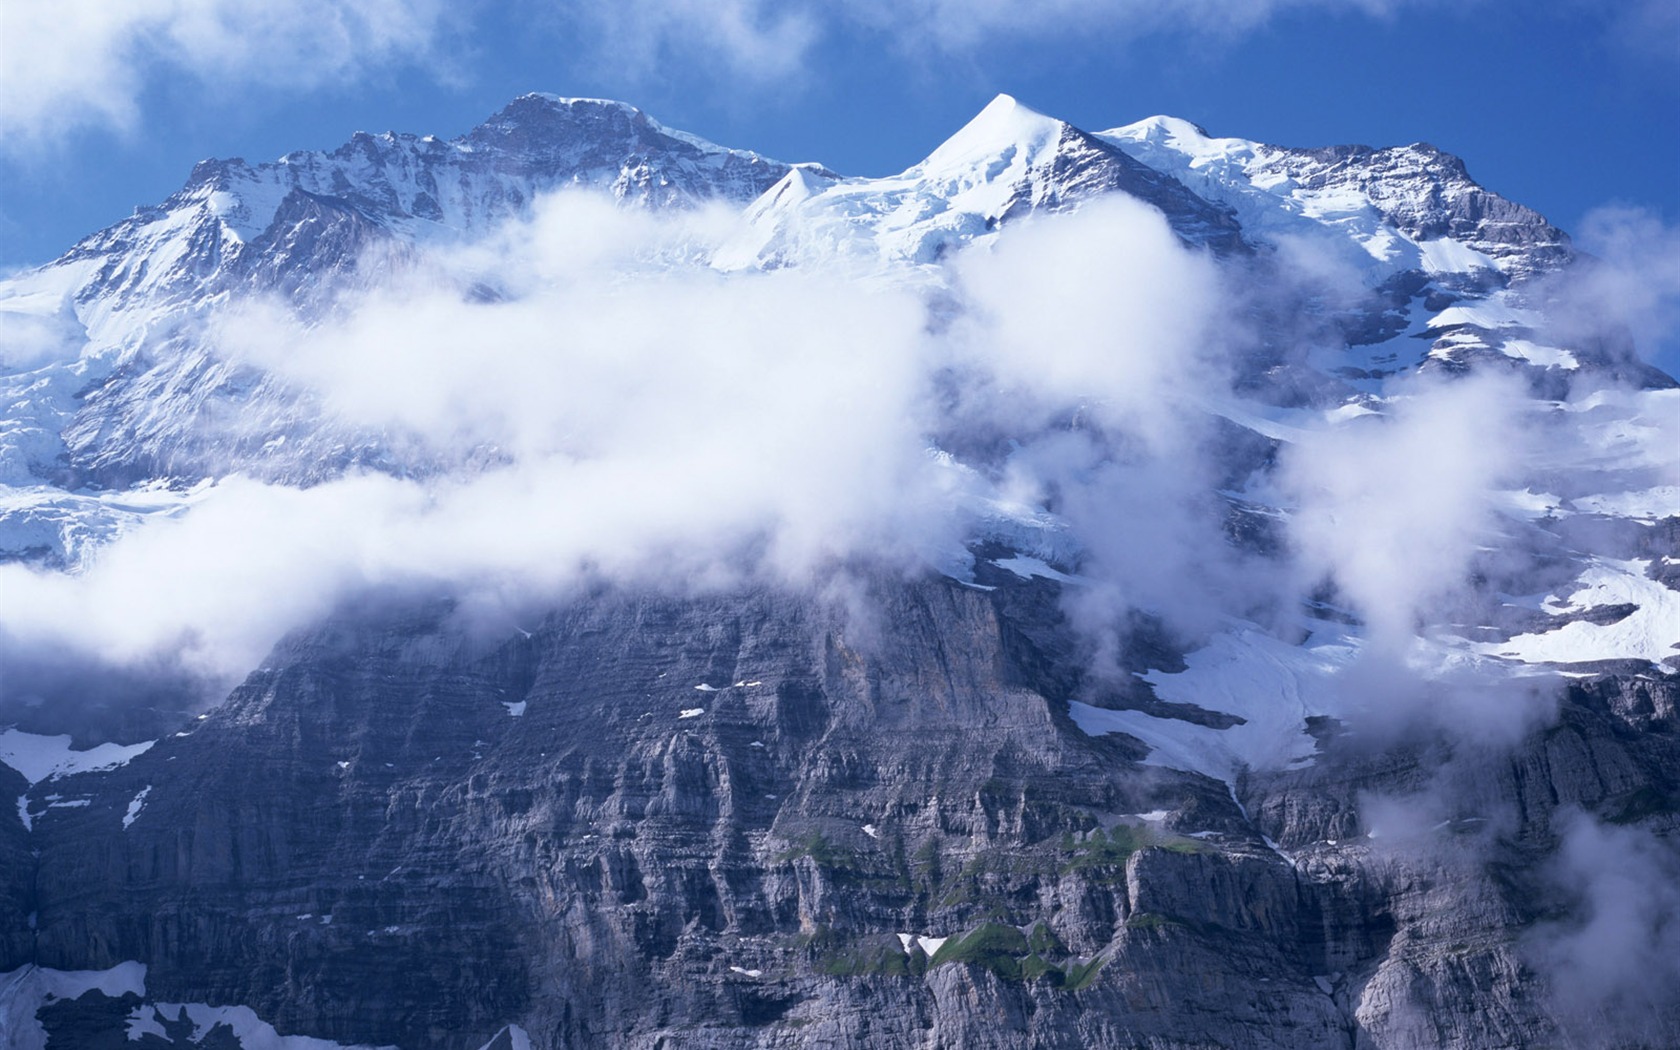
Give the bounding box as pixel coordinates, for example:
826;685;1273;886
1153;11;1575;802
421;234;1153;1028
12;571;1680;1048
1275;143;1572;279
1003;125;1248;253
460;95;804;210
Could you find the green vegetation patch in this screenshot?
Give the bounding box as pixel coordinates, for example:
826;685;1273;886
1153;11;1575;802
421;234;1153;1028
818;939;919;978
1063;955;1108;991
1058;824;1147;874
1057;824;1207;877
929;922;1030;970
924;922;1105;990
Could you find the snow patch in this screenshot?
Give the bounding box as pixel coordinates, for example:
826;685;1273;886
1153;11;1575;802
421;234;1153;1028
1429;299;1541;331
678;708;705;719
1068;624;1361;783
474;1025;532;1050
501;701;527;717
126;1001;395;1049
0;730;153;786
993;555;1077;584
0;962;147;1050
122;786;151;829
1483;559;1680;665
893;932;950;957
1570;487;1680;519
1499;338;1577;369
1415;237;1498;274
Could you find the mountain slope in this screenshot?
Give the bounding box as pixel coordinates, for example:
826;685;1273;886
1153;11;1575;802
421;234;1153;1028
724;93;1246;271
2;93;1680;1050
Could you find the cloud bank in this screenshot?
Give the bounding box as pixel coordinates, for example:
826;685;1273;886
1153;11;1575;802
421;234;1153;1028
0;193;1244;682
0;184;1597;715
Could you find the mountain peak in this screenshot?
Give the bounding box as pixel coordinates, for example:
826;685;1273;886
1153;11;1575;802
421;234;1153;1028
1113;115;1217;149
918;93;1066;174
516;92;639;110
467;93;775;169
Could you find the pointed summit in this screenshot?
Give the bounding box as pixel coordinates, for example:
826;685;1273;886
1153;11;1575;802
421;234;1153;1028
918;94;1066;175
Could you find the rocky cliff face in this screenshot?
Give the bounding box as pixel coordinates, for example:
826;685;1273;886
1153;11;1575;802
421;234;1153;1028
8;567;1680;1048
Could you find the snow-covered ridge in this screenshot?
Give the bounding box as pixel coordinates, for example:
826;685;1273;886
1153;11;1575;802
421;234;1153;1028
1101;114;1572;282
724;93;1244;270
0;93;821;558
62;93;805;314
0;91;1635;569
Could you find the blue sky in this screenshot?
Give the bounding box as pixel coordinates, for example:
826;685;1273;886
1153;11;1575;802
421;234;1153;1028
0;0;1675;272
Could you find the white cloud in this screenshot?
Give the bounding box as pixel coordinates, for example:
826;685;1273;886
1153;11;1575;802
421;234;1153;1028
0;0;449;146
1563;205;1680;364
948;197;1254;643
1280;372;1528;655
950;195;1224;437
842;0;1421;51
553;0;1451;93
0;193;948;675
559;0;818;83
0;191;1238;680
1530;810;1680;1044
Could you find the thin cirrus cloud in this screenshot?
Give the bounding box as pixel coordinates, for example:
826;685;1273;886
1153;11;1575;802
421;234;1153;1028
2;0;1474;152
0;0;451;146
8;0;1671;157
560;0;1444;77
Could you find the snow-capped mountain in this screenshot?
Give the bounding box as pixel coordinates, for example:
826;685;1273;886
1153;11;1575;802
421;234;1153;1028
1104;114;1572;281
0;96;809;563
67;94;802;312
3;93;1680;1050
723;93;1245;269
0;93;1639;565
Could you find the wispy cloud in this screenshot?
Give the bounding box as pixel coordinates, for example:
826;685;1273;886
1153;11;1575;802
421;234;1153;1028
1604;0;1680;63
1280;372;1528;656
840;0;1427;50
1530;810;1680;1045
557;0;818;83
1563;205;1680;365
0;0;451;147
557;0;1445;84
